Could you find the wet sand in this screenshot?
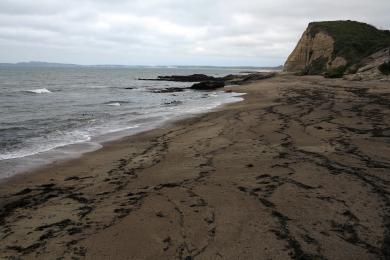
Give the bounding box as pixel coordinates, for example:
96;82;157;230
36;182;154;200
0;74;389;259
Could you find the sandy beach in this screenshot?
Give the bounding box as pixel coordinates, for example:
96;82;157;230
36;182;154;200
1;74;389;259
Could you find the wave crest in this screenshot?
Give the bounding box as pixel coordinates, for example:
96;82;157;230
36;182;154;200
106;102;121;106
26;88;52;94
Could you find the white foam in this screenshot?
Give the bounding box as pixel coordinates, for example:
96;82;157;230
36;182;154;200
26;88;52;94
107;102;121;106
0;130;91;160
105;124;140;133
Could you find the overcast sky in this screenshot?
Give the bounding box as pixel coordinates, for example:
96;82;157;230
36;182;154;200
0;0;389;66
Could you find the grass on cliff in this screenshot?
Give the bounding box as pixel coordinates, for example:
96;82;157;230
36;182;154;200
309;20;390;66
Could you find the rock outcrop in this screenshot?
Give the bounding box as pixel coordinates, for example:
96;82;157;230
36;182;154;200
140;72;276;91
284;21;390;80
224;72;276;85
190;80;225;90
344;48;390;81
139;74;217;82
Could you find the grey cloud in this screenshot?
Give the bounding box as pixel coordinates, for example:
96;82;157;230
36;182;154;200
0;0;389;66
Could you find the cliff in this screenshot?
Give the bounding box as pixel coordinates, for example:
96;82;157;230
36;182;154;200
284;21;390;79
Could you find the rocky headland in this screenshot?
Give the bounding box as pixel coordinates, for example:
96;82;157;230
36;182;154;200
284;20;390;80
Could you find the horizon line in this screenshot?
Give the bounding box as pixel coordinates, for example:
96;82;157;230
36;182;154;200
0;61;284;68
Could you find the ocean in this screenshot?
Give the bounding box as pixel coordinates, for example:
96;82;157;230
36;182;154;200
0;66;245;178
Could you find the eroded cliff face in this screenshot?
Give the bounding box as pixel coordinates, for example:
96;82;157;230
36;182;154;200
344;47;390;81
283;28;346;74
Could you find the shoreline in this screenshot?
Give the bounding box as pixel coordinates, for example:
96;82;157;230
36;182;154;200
1;74;390;259
0;95;245;186
0;90;245;182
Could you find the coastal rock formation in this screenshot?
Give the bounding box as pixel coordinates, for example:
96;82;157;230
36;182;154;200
224;72;276;84
190;80;225;90
283;31;336;73
139;74;217;82
284;20;390;79
344;47;390;81
141;72;276;91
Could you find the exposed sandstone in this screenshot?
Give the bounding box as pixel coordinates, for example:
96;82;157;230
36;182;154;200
329;56;347;69
284;31;334;73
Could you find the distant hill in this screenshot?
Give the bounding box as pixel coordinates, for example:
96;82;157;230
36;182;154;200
0;61;81;68
284;20;390;80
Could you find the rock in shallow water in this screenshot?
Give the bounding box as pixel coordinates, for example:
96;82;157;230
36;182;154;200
139;74;216;82
190;80;225;90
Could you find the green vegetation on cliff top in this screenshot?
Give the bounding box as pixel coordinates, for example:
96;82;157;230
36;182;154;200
308;20;390;66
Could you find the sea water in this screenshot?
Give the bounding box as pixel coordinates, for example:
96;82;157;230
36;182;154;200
0;66;245;178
